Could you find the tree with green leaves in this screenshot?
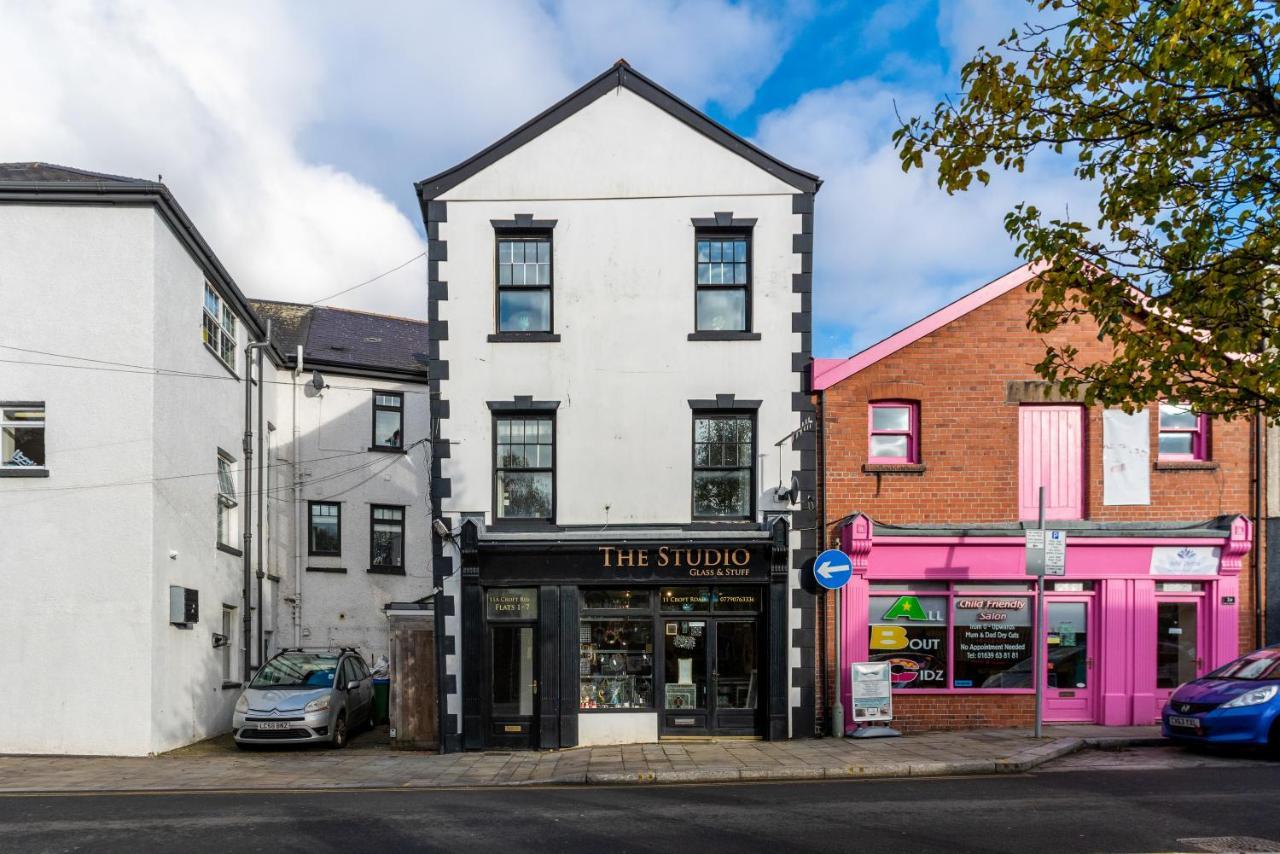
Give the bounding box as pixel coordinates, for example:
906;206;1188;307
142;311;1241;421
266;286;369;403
895;0;1280;419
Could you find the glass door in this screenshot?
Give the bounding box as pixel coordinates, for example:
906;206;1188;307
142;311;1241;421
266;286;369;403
1044;599;1096;722
489;623;537;748
712;619;761;735
663;619;709;733
1156;598;1203;708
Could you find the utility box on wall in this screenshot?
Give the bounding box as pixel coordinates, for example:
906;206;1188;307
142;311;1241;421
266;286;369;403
169;586;198;626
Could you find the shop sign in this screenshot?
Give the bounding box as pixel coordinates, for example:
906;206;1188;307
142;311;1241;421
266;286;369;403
485;588;538;620
1150;546;1221;576
851;662;893;722
599;545;756;578
867;595;947;688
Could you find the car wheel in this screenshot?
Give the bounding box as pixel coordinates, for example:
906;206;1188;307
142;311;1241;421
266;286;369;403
331;713;348;749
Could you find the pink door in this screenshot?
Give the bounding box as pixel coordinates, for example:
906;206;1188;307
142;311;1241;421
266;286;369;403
1154;596;1206;709
1044;598;1096;722
1018;405;1084;520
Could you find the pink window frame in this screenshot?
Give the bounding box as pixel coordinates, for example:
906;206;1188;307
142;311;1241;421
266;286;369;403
868;400;919;464
1157;405;1210;461
867;583;1040;694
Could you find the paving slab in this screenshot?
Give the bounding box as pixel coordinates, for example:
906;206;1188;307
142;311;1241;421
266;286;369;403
0;725;1162;793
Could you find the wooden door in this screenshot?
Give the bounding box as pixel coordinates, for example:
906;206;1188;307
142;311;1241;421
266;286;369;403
1019;405;1085;520
390;618;439;750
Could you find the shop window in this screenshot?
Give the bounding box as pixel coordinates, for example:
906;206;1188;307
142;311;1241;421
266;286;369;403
692;413;754;519
370;505;404;572
308;501;341;556
695;232;750;332
581;589;651;611
952;597;1033;688
495;415;554;520
1158;403;1209;460
579;620;654;710
372;392;403;450
202;282;237;371
868;595;948;689
1;402;45;471
868;401;918;463
497;235;552;332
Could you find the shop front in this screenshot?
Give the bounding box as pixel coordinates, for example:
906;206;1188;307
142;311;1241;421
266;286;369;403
837;514;1253;732
458;519;792;749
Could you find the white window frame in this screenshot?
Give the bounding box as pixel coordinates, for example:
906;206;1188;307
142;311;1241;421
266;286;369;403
221;606;236;682
203;282;238;372
1;402;46;470
217;451;239;549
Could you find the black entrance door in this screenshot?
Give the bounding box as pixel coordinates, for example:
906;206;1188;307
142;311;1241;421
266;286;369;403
661;617;761;736
488;622;538;748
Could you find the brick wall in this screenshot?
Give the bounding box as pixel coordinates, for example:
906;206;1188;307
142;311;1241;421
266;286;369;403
891;694;1033;733
815;282;1260;733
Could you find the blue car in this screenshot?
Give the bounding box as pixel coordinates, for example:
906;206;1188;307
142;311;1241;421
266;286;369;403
1162;645;1280;751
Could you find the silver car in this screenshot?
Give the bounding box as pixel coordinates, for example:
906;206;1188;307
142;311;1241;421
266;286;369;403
233;649;374;748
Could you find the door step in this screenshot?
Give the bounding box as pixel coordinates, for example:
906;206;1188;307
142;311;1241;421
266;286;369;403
659;735;763;743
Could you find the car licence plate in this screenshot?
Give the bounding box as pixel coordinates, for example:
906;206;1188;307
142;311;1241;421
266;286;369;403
1168;715;1200;729
256;721;292;731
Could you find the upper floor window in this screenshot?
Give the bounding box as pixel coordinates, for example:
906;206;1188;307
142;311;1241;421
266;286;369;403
495;414;554;521
497;236;552;333
203;283;237;371
1158;403;1209;460
2;403;45;470
372;392;403;450
868;401;919;464
217;451;238;548
695;233;750;332
692;413;754;519
309;501;341;556
370;505;405;571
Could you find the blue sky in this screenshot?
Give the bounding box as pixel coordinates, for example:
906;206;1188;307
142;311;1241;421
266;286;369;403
4;1;1091;358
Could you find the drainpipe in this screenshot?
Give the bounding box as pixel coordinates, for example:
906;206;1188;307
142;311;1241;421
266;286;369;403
256;331;267;667
1253;407;1264;646
242;328;271;681
293;344;304;646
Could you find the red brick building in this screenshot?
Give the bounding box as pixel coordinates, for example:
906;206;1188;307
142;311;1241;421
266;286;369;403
813;264;1262;733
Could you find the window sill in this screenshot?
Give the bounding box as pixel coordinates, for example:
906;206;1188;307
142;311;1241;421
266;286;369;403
687;331;761;341
221;681;244;691
487;332;561;343
863;463;926;474
1154;460;1218;471
203;342;241;380
368;566;406;576
306;566;347;573
217;542;244;557
368;446;407;454
0;467;48;478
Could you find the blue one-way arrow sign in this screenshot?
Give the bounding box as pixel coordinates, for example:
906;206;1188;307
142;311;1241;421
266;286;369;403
813;548;853;591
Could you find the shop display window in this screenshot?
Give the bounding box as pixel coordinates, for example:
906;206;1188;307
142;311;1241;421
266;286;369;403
579;620;654;710
867;585;1040;692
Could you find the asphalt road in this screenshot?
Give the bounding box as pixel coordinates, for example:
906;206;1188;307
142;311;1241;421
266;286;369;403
3;762;1279;853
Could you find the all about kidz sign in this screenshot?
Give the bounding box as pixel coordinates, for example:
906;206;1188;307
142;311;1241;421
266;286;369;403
868;595;1034;689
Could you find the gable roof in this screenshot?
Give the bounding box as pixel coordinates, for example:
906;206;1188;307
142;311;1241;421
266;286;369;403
250;300;429;380
812;262;1046;391
414;60;820;210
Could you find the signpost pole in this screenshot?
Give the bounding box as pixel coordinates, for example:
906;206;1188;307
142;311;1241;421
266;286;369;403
833;587;844;738
1035;486;1045;739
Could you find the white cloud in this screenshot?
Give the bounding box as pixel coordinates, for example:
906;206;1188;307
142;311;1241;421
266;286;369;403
0;0;793;320
754;71;1098;357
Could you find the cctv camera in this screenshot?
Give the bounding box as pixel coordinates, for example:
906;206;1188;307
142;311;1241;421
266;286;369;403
433;518;452;539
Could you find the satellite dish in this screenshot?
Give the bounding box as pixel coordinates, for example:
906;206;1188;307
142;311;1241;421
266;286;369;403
310;370;327;393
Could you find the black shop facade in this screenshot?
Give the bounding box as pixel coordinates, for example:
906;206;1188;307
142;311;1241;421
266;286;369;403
457;519;793;750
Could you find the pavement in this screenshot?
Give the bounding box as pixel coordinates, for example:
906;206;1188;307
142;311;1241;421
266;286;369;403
0;724;1166;794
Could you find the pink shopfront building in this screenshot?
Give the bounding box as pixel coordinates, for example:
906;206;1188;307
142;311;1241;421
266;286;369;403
814;265;1263;732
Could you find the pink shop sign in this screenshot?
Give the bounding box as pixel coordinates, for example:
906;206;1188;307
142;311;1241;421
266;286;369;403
1150;546;1221;576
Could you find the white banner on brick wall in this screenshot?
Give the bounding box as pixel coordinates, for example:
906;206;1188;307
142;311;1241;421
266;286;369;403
1103;409;1150;505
